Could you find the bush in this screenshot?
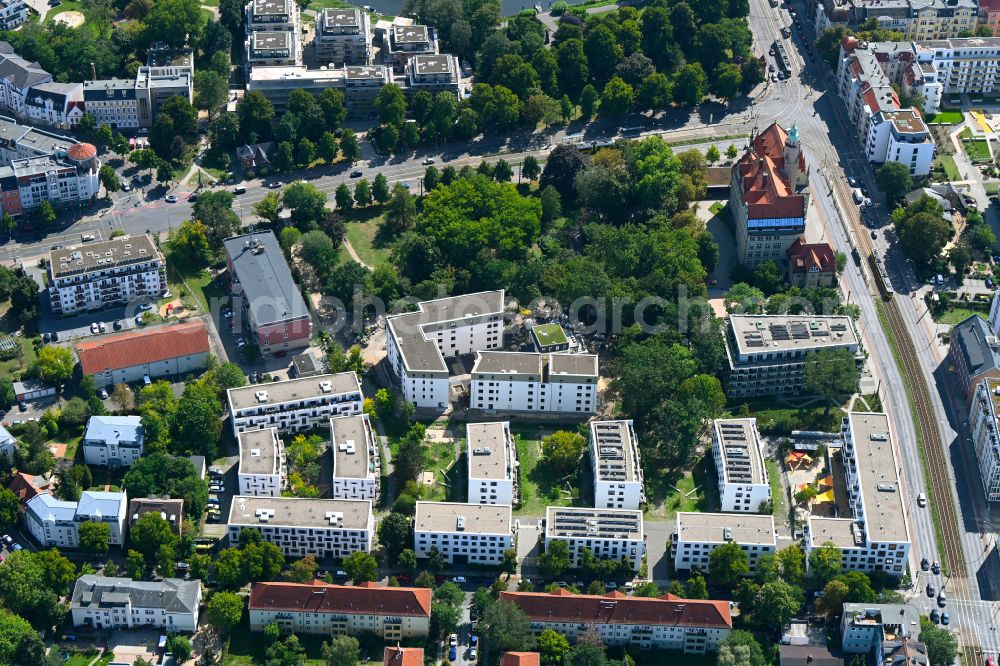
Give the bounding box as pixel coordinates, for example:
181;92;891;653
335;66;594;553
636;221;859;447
550;0;568;14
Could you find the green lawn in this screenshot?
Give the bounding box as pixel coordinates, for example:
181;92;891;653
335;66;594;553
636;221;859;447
344;211;393;268
644;453;715;520
421;435;458;503
709;201;725;215
512;425;584;516
63;653;110;666
985;181;1000;196
964;139;992;162
733;401;846;435
45;0;85;24
934;154;962;181
306;0;352;10
161;246;222;315
925;111;963;124
766;459;787;519
225;615;329;666
935;307;987;325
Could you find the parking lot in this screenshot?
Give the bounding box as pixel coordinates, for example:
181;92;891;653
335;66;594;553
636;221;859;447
39;300;158;343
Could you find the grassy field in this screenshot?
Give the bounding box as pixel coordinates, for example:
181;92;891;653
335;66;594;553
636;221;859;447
225;619;327;666
766;459;787;518
935;307;987;325
306;0;352;10
925;111;964;124
985;182;1000;196
644;453;715;520
344;211;393;268
934;154;962;181
965;140;992;161
45;0;85;24
708;201;725;215
512;425;583;516
421;434;458;503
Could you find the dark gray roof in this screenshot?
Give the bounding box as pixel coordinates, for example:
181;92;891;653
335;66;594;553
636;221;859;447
224;231;309;327
778;645;843;666
25;82;80;109
0;51;51;90
72;575;200;614
952;314;1000;377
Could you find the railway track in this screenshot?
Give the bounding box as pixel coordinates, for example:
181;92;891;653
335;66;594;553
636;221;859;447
830;174;985;663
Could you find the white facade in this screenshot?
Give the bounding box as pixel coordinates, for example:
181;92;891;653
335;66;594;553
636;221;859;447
0;424;14;463
470;352;599;414
71;575;201;633
840;603;922;654
671;512;776;573
82;416;144;467
227;373;364;434
968;378;1000;503
315;8;372;65
712;418;771;513
228;496;374;559
544;506;645;573
330;413;380;501
805;413;911;576
237;427;286;497
590;420;644;510
386;291;505;410
466;421;518;506
25;490;127;549
414;501;513;565
0;0;26;30
48;235;166;316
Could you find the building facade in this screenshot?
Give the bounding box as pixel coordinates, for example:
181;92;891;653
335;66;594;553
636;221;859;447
82;416;144;467
466;421;518;506
712;418;771;513
949;313;1000;404
23;82;84;128
787;239;837;288
330;413;380;501
405;54;461;97
500;590;732;654
71;575;201;633
414;501;513;565
724;315;862;398
671;512;776;572
0;143;100;218
589;420;644;510
228;496;374;559
315;8;372;65
805;413;911;575
0;1;26;31
75;321;211;388
237;427;286;497
0;43;52;115
544;506;645;573
249;581;430;640
386;291;505;410
25;490;127;548
729;123;808;268
470;351;599;414
227;373;364;434
246;30;302;68
967;378;1000;503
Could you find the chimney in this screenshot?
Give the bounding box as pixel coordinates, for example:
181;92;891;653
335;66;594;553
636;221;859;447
90;62;96;80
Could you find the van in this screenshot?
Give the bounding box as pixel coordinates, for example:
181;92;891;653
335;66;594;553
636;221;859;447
852;188;864;204
143;375;151;386
81;233;96;242
233;185;246;194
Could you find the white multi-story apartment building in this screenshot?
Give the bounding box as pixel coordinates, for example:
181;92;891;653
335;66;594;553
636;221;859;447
71;575;201;633
315;7;372;65
228;495;374;559
330;413;380;501
237;428;286;497
0;424;14;463
671;512;776;573
501;590;733;655
912;38;1000;111
405;54;461;97
0;145;100;218
467;421;518;506
246;0;300;32
967;377;1000;503
414;501;513;565
23;82;85;128
590;420;644;510
806;413;911;576
47;235;166;316
712;418;770;513
249;581;430;640
83;66;193;130
227;373;363;434
837;39;935;176
386;291;505;410
384;23;438;69
0;43;52;115
724;315;862;399
0;1;27;31
25;490;127;548
246;63;390;116
470;352;599;414
82;416;143;468
544;506;645;573
245;30;302;68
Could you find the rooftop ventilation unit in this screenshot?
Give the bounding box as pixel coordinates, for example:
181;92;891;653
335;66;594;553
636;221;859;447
869;432;888;441
250;448;261;458
255;391;269;403
457;516;466;531
319;381;333;393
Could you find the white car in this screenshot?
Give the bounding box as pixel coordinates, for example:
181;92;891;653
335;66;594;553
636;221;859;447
448;634;458;647
469;648;478;661
165;194;178;203
138;303;153;312
90;322;99;334
422;157;436;165
99;388;109;400
452;576;466;583
917;492;927;507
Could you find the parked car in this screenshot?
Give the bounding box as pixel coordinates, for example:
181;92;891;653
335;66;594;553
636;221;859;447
452;576;466;583
11;544;21;551
98;322;107;333
932;561;941;575
470;634;478;646
165;194;178;203
135;315;145;326
422;158;436;165
469;648;478;662
113;320;122;330
937;591;947;607
921;557;930;571
930;609;940;623
99;388;109;400
234;185;247;194
350;170;363;178
448;647;456;662
941;611;950;625
449;634;458;647
1;535;12;546
90;322;99;334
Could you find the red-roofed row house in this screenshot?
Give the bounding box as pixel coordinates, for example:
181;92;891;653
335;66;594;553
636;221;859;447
787;238;837;288
500;590;733;655
728;122;809;268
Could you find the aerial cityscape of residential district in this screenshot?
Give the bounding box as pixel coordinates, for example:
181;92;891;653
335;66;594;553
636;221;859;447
0;0;998;663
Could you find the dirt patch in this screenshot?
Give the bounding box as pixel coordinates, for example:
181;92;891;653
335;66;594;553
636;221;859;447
53;10;84;27
160;299;193;319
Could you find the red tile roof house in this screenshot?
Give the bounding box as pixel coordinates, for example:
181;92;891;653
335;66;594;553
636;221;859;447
383;647;424;666
75;320;211;389
787;238;837;288
500;590;733;655
501;653;541;666
248;581;431;641
7;471;52;505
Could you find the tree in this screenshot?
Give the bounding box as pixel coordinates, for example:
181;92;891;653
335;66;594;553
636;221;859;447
321;635;359;666
126;549;145;579
727;144;739;160
815;26;850;66
919;617;958;666
718;630;767;666
335;183;354;211
33;346;74;387
483;599;537;653
354;179;372;207
686;572;709;599
876;161;913;203
373;173;390;203
340;129;360;163
538;627;570;666
522;155;541;182
566;644;606;666
599;77;634;117
130;512;179;560
238;91;275;142
99;165;120;196
171;381;223;458
110;383;134;413
706;145;721;164
169;221;213;268
816;579;849;617
751;580;803;631
36;200;55;227
377;512;411;565
212;548;244;587
712;63;743;102
0;608;46;664
0;489;17;531
541;430;585;477
557;38;589;98
195;71;229;119
385;184;417;232
123;453;209;519
343;551;378;583
144;0;203;47
579;84;599;118
287;555;319;583
283;181;328;227
803;348;860;414
192;191;241;249
375;84;407;126
207;592;243;634
493;159;513;184
894;197;950;269
431;600;461;638
949;242;972;278
776;545;806;586
808;542;843;586
673;63;708;106
708;541;750;587
167;636;192;664
538;539;572;578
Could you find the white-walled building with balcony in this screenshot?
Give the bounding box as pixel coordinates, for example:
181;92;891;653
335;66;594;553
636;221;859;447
82;416;143;467
227;373;363;434
25;490;127;548
237;427;286;497
590;420;644;510
968;377;1000;503
466;421;518;506
712;418;771;513
330;413;380;501
544;506;645;573
315;7;372;65
414;501;513;566
470;351;598;414
71;575;201;633
671;512;776;572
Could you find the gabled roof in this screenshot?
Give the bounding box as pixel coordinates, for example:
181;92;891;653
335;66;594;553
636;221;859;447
71;575;200;614
500;590;732;629
0;48;51;91
734;123;806;220
76;321;210;375
787;239;837;274
76;490;127;520
383;647;424;666
951;314;1000;377
249;581;431;618
7;472;51;503
500;653;540;666
84;415;143;445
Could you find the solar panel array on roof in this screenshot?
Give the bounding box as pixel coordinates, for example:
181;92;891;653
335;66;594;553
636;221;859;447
718;422;754;484
549;508;641;539
594;422;627;482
